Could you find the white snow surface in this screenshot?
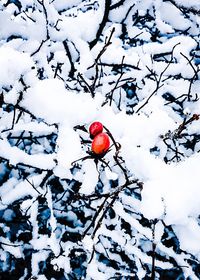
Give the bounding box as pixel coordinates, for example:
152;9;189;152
18;75;200;227
0;46;33;88
0;0;200;278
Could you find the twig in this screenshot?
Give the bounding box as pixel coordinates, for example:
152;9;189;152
175;113;200;136
89;0;112;49
83;196;109;237
63;41;76;78
89;27;115;91
37;0;50;39
136;43;180;113
180;52;199;101
108;56;125;106
110;0;126;10
97;62;140;71
25;178;41;194
151;221;157;280
31;39;48;57
77;73;95;97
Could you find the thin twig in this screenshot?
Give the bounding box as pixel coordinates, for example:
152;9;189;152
136;43;180;113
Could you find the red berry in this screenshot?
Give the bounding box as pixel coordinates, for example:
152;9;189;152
89;121;103;138
92;133;110;155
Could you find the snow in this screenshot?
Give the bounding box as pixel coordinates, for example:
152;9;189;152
79;160;99;194
31;251;50;276
1;240;23;259
159;2;191;31
21;79;99;125
2;209;16;221
174;0;200;9
140;152;200;224
0;174;44;205
0;138;56;169
46;187;60;256
0;0;200;279
174;218;200;256
0;46;33;88
50;255;71;274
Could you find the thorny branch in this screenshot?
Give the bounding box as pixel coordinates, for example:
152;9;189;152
175;113;200;137
71;124;143;246
1;1;200;279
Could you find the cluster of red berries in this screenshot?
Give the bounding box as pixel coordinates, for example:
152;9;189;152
89;121;110;155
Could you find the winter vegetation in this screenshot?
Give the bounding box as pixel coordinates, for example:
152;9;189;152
0;0;200;279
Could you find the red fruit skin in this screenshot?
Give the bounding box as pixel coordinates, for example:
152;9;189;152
89;121;103;138
92;133;110;155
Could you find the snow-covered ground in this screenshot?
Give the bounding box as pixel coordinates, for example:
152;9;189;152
0;0;200;279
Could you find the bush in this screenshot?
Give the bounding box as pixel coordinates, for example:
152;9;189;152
0;0;200;279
